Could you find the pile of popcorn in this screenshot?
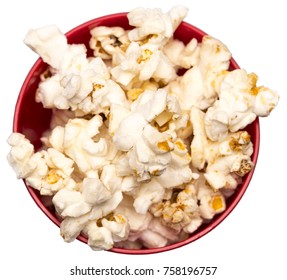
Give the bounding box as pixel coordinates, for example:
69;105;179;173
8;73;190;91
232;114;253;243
7;6;279;250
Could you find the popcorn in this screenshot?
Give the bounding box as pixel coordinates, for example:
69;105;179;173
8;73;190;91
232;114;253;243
53;188;92;218
150;183;201;232
60;213;90;242
111;7;187;89
113;88;193;184
205;69;279;141
110;42;177;88
29;148;76;195
48;115;117;175
25;25;128;115
83;213;129;250
8;5;279;251
197;182;226;220
89;26;129;60
89;190;123;221
127;6;188;41
54;164;124;249
115;197;180;248
7;133;36;179
125;124;173;181
168;36;232;110
133;179;165;214
163;38;200;69
24;25;69;69
53;165;122;219
101;213;129;242
7;133;75;196
139;229;168;248
115;195;152;235
155;139;194;188
84;221;114;250
190;106;254;190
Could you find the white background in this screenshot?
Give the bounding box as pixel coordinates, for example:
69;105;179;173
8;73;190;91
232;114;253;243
1;0;286;279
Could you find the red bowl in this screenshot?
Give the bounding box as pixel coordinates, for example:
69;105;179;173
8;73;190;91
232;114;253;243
13;13;260;254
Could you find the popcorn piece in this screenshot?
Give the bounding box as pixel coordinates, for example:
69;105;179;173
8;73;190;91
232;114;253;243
111;42;177;88
190;107;208;170
133;179;165;214
84;221;114;250
197;183;226;220
113;112;147;151
155;139;193;188
150;184;200;231
115;197;179;248
80;212;130;251
60;213;90;242
101;213;130;242
89;190;123;221
27;148;76;195
121;176;140;192
89;26;129;60
147;218;180;241
48;115;117;175
163;38;200;69
205;69;279;141
24;25;69;69
44;126;65;152
183;216;203;234
190;107;254;189
108;103;130;136
128;6;188;41
131;88;168;121
168;36;232;110
161;113;193;140
59;190;126;245
76;78;129;116
139;229;168;248
116;195;152;235
52;188;92;218
7;133;36;179
7;133;75;195
204;152;253;190
126;124;173;181
113;89;170;151
62;116;107;174
82;177;113;205
114;89;189;183
84;164;123;220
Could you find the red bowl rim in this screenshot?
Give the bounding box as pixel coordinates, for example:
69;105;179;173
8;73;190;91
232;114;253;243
13;13;260;254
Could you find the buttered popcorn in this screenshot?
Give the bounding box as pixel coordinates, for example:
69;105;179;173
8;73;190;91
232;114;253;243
7;5;279;251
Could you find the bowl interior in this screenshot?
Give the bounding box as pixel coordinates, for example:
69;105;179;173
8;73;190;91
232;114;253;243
13;13;260;254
